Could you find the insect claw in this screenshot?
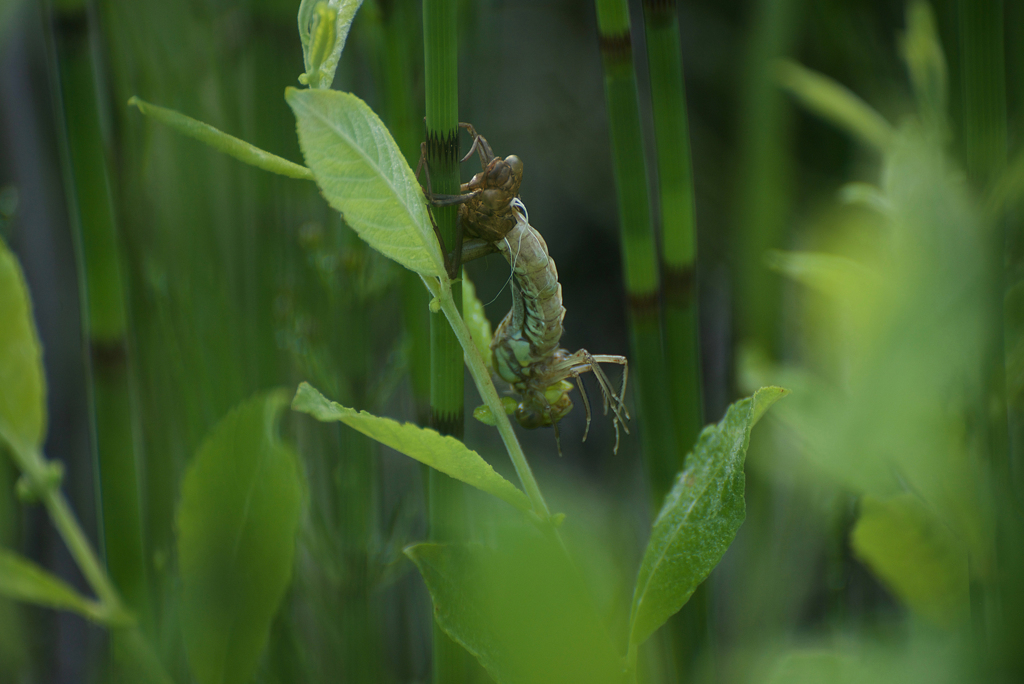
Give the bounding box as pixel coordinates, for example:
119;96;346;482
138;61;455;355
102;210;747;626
572;370;593;443
461;136;482;164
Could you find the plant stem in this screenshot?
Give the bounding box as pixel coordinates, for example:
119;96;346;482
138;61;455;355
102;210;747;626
595;0;679;510
423;2;479;681
49;0;149;624
0;427;124;619
427;280;551;519
958;0;1014;661
733;0;803;358
643;0;703;455
371;0;432;424
642;4;709;676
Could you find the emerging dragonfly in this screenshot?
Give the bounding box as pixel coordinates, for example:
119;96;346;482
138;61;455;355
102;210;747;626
418;124;631;454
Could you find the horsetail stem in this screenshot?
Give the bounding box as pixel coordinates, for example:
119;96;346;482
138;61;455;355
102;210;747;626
422;2;480;682
643;1;710;678
595;0;679;506
51;0;150;626
643;0;703;458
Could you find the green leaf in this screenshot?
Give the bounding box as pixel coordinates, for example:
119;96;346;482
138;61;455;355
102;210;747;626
292;382;530;512
406;535;626;684
128;97;314;180
0;548;108;623
628;386;787;647
286;88;444;278
112;628;176;684
463;274;493;366
297;0;363;89
763;650;858;684
900;1;947;131
0;236;45;451
177;390;304;684
851;493;969;628
776;60;894;151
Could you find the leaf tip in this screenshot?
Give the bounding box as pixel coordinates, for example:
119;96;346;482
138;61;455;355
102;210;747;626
290;381;320;413
750;386;789;427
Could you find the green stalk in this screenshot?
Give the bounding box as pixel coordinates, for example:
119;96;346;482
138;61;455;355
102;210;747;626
733;0;803;357
958;0;1016;664
641;2;708;677
643;0;703;453
372;0;431;424
594;0;678;508
422;2;478;681
596;5;680;680
0;428;124;621
50;0;149;625
424;279;551;519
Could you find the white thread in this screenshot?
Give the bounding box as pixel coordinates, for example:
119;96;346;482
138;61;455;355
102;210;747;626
485;230;523;307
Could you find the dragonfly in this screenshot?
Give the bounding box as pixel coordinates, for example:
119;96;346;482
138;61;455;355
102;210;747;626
417;122;523;278
418;124;631;454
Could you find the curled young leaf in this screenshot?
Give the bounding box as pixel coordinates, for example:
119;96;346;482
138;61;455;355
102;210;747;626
297;0;364;89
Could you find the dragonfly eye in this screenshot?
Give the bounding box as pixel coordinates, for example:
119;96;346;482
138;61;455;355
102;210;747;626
506;155;523;178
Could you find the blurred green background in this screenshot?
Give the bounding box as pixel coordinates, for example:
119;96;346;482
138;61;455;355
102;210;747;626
1;0;1022;682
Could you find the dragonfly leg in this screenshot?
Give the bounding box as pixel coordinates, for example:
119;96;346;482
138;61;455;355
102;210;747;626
587;355;630;423
539;351;631;454
460;238;499;264
418;142;482;278
416;141;477;206
459;122;496;166
569;369;593;443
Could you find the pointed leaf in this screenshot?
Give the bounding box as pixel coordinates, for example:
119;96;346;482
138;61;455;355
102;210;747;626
628;387;787;647
0;548;108;623
777;60;893;151
900;1;948;129
0;237;45;451
177;390;304;684
406;536;626;684
128;97;314;180
292;382;530;513
297;0;363;89
286;87;444;278
851;494;969;628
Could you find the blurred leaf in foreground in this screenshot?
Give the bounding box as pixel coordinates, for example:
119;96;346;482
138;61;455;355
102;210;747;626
766;22;995;608
406;531;625;684
0;549;106;623
177;390;303;684
0;236;45;450
852;494;969;628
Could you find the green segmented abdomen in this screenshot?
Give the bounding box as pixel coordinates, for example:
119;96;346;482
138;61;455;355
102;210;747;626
493;221;565;369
